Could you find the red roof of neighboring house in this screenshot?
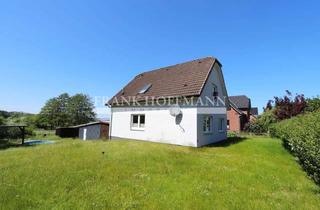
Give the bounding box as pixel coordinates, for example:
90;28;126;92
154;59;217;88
229;95;251;109
250;107;259;116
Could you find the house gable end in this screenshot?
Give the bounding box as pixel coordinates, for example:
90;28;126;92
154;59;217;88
198;62;229;108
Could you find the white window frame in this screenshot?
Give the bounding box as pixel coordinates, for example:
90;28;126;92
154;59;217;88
218;118;225;132
131;114;145;130
203;115;213;134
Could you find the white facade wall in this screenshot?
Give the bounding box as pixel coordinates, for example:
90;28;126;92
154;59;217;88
197;63;228;146
197;113;227;147
110;106;198;147
109;62;228;147
199;63;226;104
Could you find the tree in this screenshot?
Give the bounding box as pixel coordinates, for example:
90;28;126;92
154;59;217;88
0;117;5;139
37;93;70;129
0;110;10;118
66;94;96;125
0;116;5;125
37;93;96;129
264;100;273;111
265;90;306;120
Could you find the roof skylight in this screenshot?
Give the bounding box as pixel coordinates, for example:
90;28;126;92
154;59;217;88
138;84;152;94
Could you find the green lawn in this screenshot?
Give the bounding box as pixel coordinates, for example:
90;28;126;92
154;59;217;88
0;136;319;209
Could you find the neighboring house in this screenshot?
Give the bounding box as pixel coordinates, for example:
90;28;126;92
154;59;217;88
250;107;259;121
107;57;230;147
227;95;258;131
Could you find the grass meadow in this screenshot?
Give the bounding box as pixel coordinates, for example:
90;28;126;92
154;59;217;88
0;136;319;209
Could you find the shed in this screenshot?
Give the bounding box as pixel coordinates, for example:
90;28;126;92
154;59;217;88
76;122;109;140
55;127;79;138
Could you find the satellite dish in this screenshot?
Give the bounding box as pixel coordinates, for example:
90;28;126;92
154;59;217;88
169;105;181;117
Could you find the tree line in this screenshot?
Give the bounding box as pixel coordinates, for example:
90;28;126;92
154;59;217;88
0;93;96;130
245;90;320;134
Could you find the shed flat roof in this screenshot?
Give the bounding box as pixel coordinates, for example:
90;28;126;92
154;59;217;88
70;121;109;128
56;121;109;129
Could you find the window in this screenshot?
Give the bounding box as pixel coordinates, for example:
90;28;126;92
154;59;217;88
139;115;145;128
212;83;218;97
219;118;225;132
138;84;152;94
227;120;230;130
203;115;213;133
131;114;145;129
132;115;139;127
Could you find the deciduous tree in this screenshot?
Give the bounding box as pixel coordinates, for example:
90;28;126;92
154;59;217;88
264;90;306;120
37;93;96;129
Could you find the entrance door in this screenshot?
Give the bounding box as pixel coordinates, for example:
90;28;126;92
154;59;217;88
83;128;87;140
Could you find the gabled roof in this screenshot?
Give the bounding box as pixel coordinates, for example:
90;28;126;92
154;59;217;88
229;95;251;109
107;57;226;105
229;100;245;115
250;107;259;116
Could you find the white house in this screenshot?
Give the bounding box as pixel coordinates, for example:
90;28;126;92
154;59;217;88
107;57;230;147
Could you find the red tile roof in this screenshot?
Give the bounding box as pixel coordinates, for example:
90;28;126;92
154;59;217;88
108;57;222;105
229;95;251;109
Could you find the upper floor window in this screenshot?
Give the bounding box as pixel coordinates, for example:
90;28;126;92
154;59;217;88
212;83;218;97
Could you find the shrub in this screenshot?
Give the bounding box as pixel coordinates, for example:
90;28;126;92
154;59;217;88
270;111;320;185
265;90;307;120
0;116;5;125
0;127;35;140
244;122;265;135
244;110;277;134
227;131;238;138
305;97;320;112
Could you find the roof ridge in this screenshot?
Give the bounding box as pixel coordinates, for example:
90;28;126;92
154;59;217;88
136;56;215;76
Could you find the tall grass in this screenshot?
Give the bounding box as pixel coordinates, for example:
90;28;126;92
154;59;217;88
0;137;319;209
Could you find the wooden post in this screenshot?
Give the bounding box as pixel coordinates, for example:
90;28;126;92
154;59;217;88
20;126;25;144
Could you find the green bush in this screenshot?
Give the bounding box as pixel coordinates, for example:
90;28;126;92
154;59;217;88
0;127;35;140
227;131;238;138
244;110;278;135
270;111;320;185
306;97;320;112
244;122;265;135
0;116;5;125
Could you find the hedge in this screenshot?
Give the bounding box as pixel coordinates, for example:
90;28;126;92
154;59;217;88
269;111;320;185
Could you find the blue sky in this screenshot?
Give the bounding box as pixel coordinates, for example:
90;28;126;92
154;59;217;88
0;0;319;117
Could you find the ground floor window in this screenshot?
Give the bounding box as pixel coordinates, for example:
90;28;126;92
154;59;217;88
219;118;225;132
203;115;213;133
227;120;230;130
131;114;145;129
